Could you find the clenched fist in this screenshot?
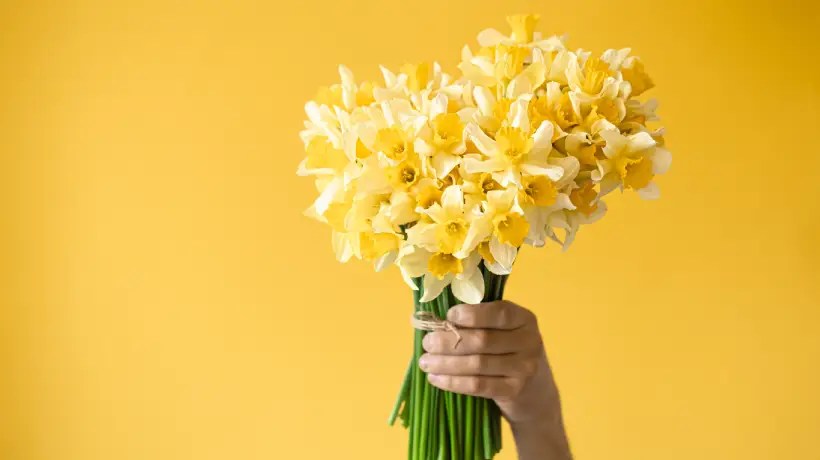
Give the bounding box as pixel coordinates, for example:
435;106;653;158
419;300;572;460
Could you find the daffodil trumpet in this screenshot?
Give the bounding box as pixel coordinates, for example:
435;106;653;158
298;13;670;460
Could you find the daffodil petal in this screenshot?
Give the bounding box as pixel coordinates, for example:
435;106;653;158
421;274;450;302
652;147;672;174
520;163;564;181
451;268;484;304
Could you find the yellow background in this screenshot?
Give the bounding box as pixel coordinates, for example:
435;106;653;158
2;1;819;459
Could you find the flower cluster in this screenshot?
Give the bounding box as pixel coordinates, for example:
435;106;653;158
298;15;671;304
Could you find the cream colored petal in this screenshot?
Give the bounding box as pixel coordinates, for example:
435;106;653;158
476;28;508;47
600;130;628;158
465;123;497;155
509;98;530;130
523;207;548;247
599;173;621;197
313;178;343;215
421;274;450;302
374;250;397;272
473;86;496;117
432;153;461;179
489;236;517;271
463;156;506;175
637;182;660;200
430;93;448;119
552;193;576;211
652;147;672;174
486;188;516;212
405;222;438;250
397;244;430;277
627;131;656;153
456;216;492;258
452;269;484;305
520;163;564;181
332;231;354;263
531;121;554;150
441;185;465;215
461;45;473;61
552;156;580;188
485;260;511;275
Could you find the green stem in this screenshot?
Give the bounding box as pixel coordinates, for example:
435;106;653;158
465;396;474;460
389;358;413;426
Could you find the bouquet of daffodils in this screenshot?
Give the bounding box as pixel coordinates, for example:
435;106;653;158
298;14;670;460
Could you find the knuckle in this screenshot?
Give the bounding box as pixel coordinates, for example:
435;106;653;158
457;306;474;325
467;354;484;372
520;358;537;377
497;304;511;326
464;377;482;394
507;378;526;397
472;330;491;349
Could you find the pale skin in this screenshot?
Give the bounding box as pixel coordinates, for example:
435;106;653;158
420;300;573;460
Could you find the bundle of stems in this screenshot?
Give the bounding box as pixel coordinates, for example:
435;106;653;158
389;265;509;460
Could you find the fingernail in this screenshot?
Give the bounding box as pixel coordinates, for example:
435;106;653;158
447;306;461;322
427;374;442;384
418;354;430;371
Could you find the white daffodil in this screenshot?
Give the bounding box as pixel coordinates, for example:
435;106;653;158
415;94;467;178
457;187;529;275
519;155;580;247
566;55;623;107
475;14;567;53
463;98;564;187
405;185;478;255
396;244;485;304
459;46;547;100
593;130;672;199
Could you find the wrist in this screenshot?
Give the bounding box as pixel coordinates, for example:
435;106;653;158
509;406;571;460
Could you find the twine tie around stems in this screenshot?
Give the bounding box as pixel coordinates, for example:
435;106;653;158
411;311;462;348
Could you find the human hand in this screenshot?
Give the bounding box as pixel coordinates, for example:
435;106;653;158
419;300;572;460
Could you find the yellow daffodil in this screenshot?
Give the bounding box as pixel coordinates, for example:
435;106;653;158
475;14;566;53
593;129;671;199
416;94;468;178
396;244;485;303
463;98;564;187
298;15;671;300
406;185;477;255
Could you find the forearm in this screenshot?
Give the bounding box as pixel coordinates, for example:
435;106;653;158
510;410;572;460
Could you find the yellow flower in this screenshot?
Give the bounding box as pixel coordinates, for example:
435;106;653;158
415;179;443;208
358;231;401;261
493;212;529;247
569;182;599;216
616;155;654;190
298;15;671;287
567;54;621;103
315;85;344;107
593;129;671;199
621;57;654;97
528;83;581;138
407;185;474;255
387;155;422;190
519;175;558;207
432;113;464;151
396;245;485;303
463;98;563;187
428;252;463;279
374;126;414;162
400;62;431;92
417;94;468;178
495;44;529;80
302;137;349;173
507;14;539;44
477;241;496;265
